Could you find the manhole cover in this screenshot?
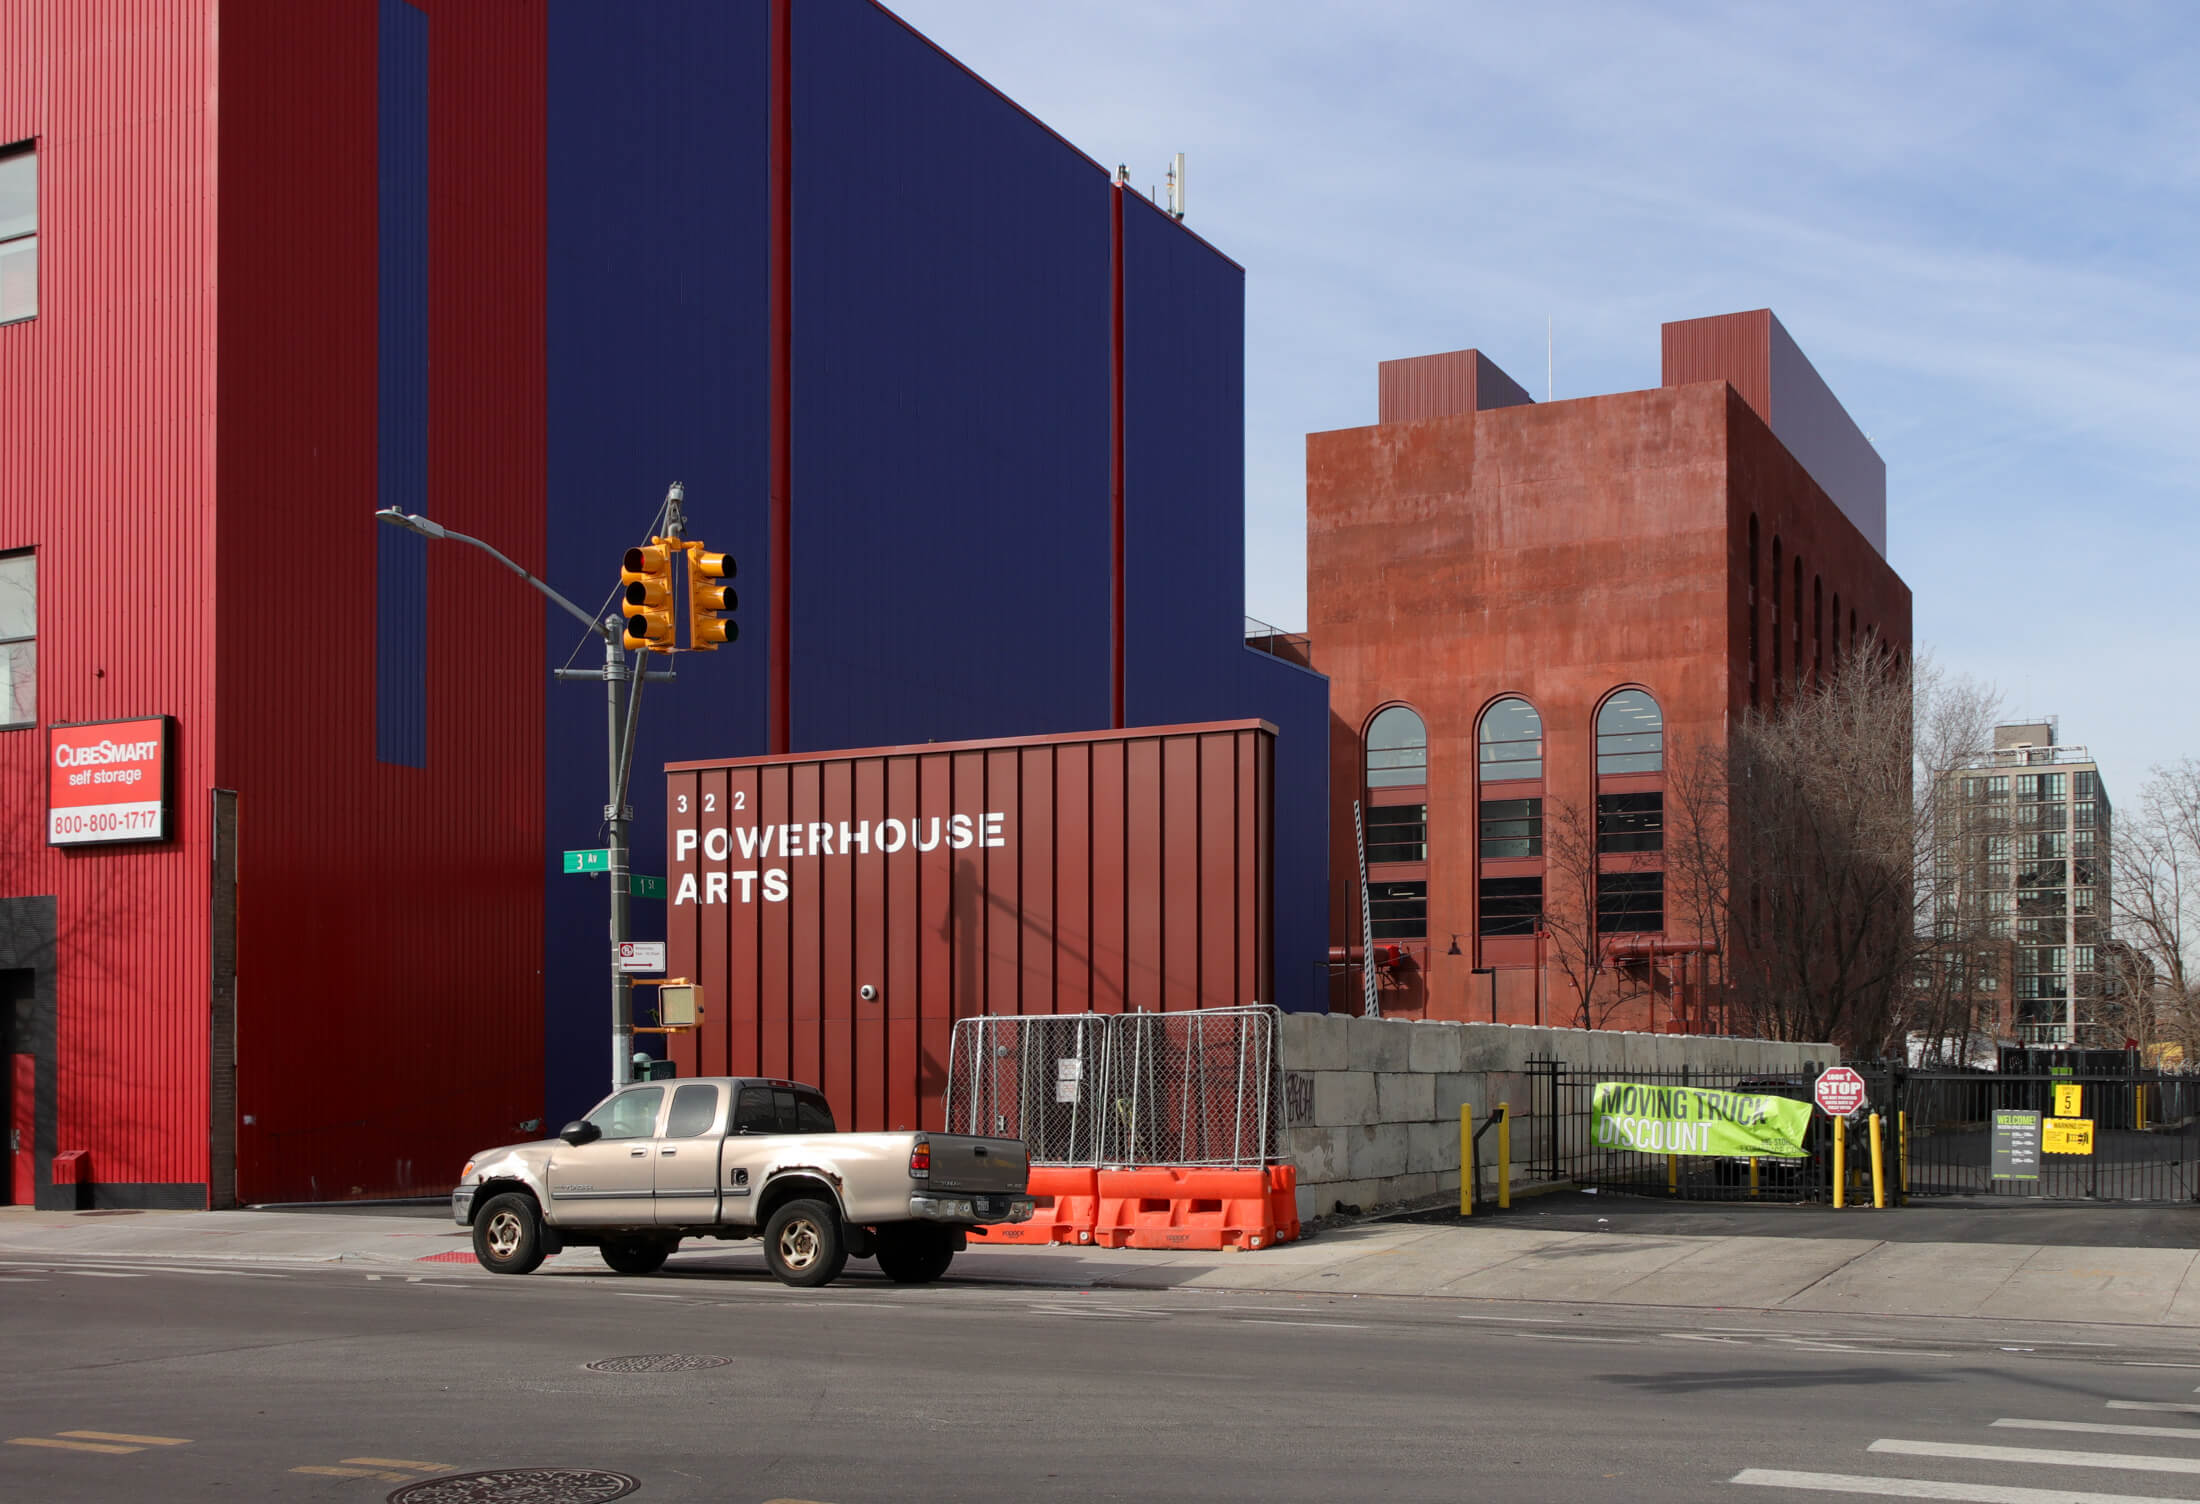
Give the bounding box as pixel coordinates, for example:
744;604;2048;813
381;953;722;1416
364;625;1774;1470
583;1353;731;1374
387;1468;639;1503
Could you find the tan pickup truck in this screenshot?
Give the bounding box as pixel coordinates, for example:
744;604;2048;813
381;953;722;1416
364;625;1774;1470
453;1076;1032;1287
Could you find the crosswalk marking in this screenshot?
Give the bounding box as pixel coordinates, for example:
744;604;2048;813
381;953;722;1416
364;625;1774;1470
8;1438;140;1455
2111;1402;2200;1415
293;1465;414;1481
1994;1418;2200;1441
1733;1467;2200;1503
343;1457;449;1470
58;1432;189;1446
1869;1438;2200;1475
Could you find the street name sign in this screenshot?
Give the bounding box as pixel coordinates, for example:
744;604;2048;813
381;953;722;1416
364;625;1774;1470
1991;1110;2042;1181
1813;1066;1867;1118
628;874;667;900
2042;1116;2094;1155
563;848;611;874
616;941;667;973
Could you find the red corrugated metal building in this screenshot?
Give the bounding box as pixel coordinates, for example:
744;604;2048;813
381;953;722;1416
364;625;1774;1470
0;1;1329;1208
663;722;1276;1132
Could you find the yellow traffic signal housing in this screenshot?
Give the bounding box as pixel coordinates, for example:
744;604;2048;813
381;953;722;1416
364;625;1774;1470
621;542;676;652
686;546;737;649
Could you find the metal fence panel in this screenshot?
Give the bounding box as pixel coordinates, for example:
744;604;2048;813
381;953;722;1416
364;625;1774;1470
941;1014;1113;1167
943;1007;1283;1168
1100;1006;1283;1168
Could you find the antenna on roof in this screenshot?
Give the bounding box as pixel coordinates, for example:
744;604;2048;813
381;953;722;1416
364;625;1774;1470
1166;153;1186;220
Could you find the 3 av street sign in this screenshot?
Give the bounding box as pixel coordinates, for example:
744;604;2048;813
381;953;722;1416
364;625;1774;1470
563;848;611;874
1813;1066;1868;1118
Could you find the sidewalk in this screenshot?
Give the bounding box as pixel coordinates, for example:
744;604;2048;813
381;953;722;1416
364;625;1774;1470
2;1202;2194;1328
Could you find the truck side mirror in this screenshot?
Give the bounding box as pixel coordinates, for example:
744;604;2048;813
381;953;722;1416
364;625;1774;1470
559;1120;600;1146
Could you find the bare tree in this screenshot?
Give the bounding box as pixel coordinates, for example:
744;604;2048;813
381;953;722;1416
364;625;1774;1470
2110;761;2200;1058
1900;654;2007;1063
1538;795;1615;1030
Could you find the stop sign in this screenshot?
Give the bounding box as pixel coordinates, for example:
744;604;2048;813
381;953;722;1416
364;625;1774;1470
1814;1066;1868;1117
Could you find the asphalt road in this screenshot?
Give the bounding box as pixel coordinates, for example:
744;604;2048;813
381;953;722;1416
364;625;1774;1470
6;1250;2200;1503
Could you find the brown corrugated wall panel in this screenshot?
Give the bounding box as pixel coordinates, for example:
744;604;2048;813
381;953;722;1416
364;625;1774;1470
1661;309;1772;426
665;722;1276;1131
1379;348;1479;424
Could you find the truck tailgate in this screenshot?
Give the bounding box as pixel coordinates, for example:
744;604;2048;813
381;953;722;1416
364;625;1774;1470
923;1134;1029;1194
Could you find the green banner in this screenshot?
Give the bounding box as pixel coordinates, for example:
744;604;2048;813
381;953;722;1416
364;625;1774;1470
1592;1082;1812;1159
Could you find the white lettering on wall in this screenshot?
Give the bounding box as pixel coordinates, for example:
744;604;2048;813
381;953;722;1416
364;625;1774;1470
671;810;1016;905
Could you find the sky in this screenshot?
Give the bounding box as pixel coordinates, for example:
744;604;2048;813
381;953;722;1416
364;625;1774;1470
892;0;2199;797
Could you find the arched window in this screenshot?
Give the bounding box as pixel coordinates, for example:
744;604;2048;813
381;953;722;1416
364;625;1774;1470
1596;689;1663;775
1365;705;1427;789
1479;697;1542;782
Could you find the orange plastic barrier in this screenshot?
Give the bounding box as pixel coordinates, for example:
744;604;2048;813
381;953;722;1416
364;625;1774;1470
968;1165;1099;1246
1093;1165;1300;1252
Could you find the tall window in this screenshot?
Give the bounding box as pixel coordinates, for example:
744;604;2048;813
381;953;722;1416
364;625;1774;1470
1478;876;1542;936
0;551;31;727
1479;797;1542;858
1369;880;1428;941
1478;697;1542;782
1747;515;1760;707
1597;872;1664;933
0;144;33;324
1366;803;1427;864
1365;705;1427;788
1595;690;1662;774
1770;537;1783;701
1597;792;1663;853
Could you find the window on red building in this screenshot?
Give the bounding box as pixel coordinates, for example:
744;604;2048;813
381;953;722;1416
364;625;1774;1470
1597;792;1663;853
0;144;34;324
1370;880;1429;940
1479;797;1541;858
1595;690;1662;774
1366;802;1427;863
1365;705;1427;788
0;550;32;727
1597;871;1663;933
1478;697;1541;781
1478;875;1542;936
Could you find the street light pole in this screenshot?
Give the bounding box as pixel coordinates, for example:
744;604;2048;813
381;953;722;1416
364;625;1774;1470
375;487;680;1094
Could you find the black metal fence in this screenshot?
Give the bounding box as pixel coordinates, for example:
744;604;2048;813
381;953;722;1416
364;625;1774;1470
1528;1057;2200;1205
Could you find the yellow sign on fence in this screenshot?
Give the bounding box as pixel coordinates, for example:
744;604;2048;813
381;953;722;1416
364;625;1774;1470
2042;1117;2094;1155
2053;1083;2083;1118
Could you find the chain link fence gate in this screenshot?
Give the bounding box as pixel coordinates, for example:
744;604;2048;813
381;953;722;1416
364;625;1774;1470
944;1006;1283;1169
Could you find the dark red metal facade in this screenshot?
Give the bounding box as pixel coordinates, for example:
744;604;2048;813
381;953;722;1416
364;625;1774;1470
663;722;1276;1132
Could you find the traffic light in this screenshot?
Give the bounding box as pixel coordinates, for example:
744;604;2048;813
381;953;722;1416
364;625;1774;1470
686;546;736;649
620;542;676;652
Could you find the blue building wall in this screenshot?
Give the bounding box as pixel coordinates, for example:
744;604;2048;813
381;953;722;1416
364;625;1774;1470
544;0;773;1117
538;1;1327;1119
373;0;428;770
1121;196;1329;1011
788;0;1112;753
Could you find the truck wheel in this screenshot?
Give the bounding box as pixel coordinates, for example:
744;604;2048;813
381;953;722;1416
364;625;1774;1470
763;1198;848;1288
874;1226;955;1284
599;1237;673;1276
472;1192;547;1275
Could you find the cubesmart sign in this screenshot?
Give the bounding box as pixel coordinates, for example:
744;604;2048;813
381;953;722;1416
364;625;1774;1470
49;717;174;846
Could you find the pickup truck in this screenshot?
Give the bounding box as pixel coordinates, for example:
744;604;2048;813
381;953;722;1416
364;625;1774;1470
453;1076;1033;1287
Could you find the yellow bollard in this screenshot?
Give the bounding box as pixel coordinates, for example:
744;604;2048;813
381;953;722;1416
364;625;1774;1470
1749;1157;1760;1198
1833;1116;1847;1209
1869;1113;1886;1209
1460;1103;1473;1217
1498;1103;1512;1210
1667;1154;1678;1196
1898;1110;1910;1198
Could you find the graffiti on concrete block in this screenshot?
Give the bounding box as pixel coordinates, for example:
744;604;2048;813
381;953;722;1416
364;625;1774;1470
1284;1070;1316;1128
